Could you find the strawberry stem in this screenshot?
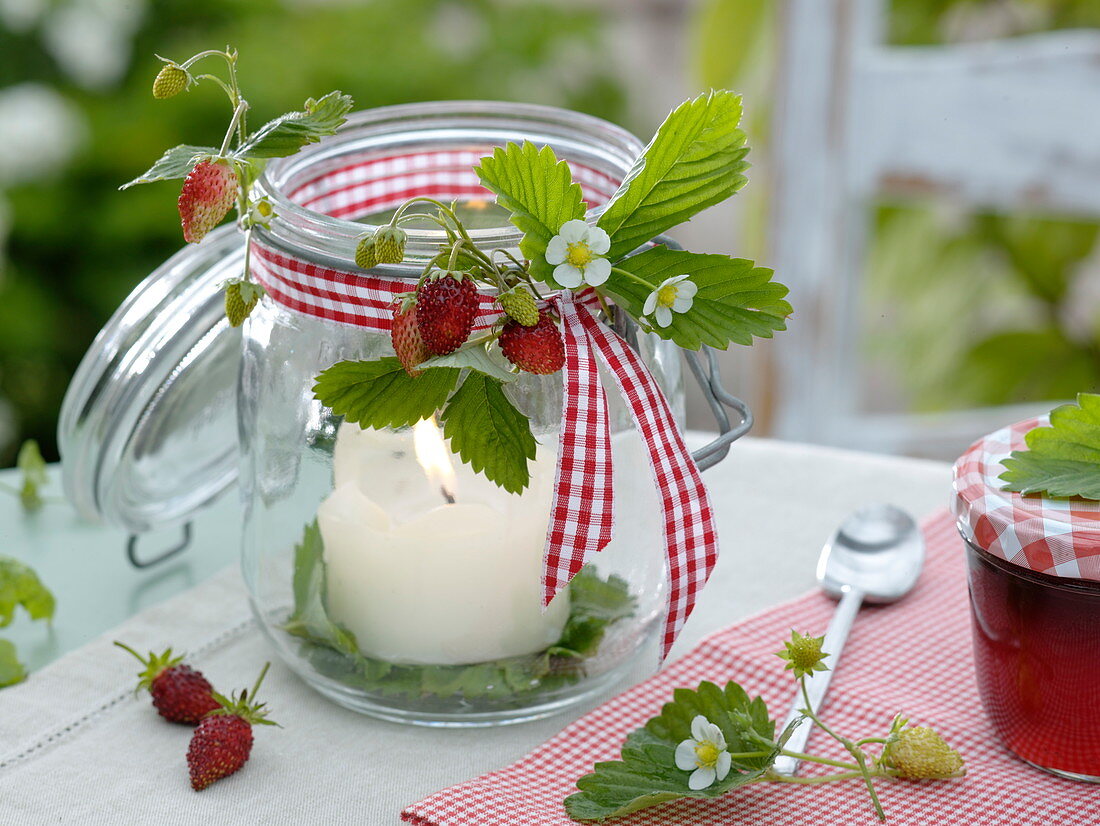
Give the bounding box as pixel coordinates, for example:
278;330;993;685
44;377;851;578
113;640;147;664
192;74;235;107
248;662;271;701
218;101;249;157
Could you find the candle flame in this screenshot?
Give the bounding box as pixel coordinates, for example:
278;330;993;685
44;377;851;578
413;417;457;502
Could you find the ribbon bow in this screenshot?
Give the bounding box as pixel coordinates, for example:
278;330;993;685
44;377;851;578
251;240;718;659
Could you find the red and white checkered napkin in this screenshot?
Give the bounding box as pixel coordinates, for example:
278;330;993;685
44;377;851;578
402;511;1096;826
952;417;1100;581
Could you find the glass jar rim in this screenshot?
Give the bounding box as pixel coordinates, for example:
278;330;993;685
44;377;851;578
253;100;645;272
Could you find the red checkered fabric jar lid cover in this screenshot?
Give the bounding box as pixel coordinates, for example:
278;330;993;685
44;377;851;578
951;417;1100;581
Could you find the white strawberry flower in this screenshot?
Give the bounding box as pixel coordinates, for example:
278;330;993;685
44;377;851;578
674;715;732;790
545;219;612;288
643;275;697;328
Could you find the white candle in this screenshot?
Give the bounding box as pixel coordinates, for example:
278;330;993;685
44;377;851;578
317;421;570;666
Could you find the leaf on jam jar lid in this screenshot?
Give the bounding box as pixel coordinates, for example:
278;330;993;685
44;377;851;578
1000;393;1100;500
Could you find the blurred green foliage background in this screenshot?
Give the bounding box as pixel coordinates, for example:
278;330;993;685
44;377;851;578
4;0;1100;470
0;0;626;465
696;0;1100;424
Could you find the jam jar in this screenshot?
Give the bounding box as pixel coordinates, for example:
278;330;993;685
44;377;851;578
953;418;1100;781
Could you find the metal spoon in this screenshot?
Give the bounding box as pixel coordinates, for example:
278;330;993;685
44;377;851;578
771;503;925;776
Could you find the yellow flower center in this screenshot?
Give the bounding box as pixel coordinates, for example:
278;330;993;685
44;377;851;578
566;242;593;268
656;283;679;308
694;741;720;768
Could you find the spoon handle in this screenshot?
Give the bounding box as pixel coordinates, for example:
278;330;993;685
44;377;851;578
771;586;864;777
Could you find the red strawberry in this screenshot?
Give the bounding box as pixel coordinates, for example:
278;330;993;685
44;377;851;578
115;641;219;725
391;298;430;376
415;271;479;355
499;310;565;375
178;159;238;243
187;663;277;791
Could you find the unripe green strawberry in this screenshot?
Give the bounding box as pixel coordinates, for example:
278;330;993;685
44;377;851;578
224;280;262;328
776;630;828;680
498;288;539;327
153;63;189;99
883;726;965;779
178;160;238;244
373;226;407;264
355;235;379;270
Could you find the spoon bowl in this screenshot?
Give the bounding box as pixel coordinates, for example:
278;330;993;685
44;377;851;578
817;503;925;603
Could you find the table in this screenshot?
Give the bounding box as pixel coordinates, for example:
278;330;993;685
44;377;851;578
0;436;952;824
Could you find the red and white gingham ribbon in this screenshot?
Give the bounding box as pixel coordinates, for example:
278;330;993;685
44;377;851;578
251;240;718;659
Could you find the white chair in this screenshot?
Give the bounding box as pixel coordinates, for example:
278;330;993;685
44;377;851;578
768;0;1100;456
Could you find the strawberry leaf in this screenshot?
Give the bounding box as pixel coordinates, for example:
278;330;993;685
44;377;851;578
119;144;216;190
16;440;47;512
0;639;25;688
566;680;780;821
284;521;359;657
419;343;518;384
313;357;459;430
1000;393;1100;500
597;91;749;260
605;246;790;350
440;372;536;494
0;556;56;628
236;91;354;160
475;141;586;285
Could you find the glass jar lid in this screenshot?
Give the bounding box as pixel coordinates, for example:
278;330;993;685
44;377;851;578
58;226;245;533
952;417;1100;581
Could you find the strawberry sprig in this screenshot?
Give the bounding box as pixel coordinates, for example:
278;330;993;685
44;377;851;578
357;198;565;378
125;46;353;327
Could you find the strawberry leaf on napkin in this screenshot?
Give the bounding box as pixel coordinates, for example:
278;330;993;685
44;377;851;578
565;680;782;821
1000;393;1100;500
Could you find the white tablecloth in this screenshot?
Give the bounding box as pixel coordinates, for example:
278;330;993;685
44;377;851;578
0;437;951;825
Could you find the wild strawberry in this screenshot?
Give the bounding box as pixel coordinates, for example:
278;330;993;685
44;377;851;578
178;159;238;244
152;63;189;99
498;310;565;375
391;298;430;376
373;226;407;264
354;234;379;270
115;641;219;725
224;280;262;328
187;663;277;791
416;271;479;355
498;288;539;327
882;726;965;779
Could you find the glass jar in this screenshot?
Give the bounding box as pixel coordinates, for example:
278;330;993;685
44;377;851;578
240;102;687;726
963;536;1100;779
953;419;1100;781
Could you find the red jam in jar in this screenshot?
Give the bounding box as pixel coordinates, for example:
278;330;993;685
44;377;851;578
965;537;1100;779
953;417;1100;782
